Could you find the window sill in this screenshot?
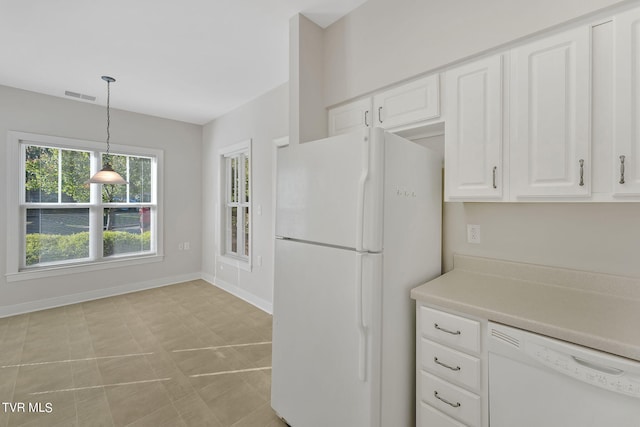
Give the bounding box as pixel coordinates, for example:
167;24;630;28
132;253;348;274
5;254;164;283
218;255;252;272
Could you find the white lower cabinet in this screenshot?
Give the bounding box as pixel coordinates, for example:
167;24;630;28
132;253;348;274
420;338;481;391
417;304;487;427
420;402;467;427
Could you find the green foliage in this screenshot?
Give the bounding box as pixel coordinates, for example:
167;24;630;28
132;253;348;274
24;146;90;203
103;230;151;256
26;231;151;265
25;232;89;265
24;145;152;204
102;154;151;203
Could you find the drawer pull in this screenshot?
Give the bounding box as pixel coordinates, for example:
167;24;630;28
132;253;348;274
434;323;461;335
434;391;461;408
434;357;461;371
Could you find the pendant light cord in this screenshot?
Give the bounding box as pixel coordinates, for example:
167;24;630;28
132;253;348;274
106;79;111;158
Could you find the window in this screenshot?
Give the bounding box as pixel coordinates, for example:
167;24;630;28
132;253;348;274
219;140;251;266
6;132;162;279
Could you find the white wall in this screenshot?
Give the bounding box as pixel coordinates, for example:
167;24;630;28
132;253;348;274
202;83;288;312
323;0;628;106
0;85;203;316
443;202;640;277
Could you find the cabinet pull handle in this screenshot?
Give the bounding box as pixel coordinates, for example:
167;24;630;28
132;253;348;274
434;323;461;335
619;155;626;184
434;391;461;408
579;159;585;187
378;106;383;123
492;166;497;189
364;110;369;127
434;357;461;371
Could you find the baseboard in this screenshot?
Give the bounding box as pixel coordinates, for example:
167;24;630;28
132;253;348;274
0;272;201;318
201;273;273;314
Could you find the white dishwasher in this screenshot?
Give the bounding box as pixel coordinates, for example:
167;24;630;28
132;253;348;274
488;322;640;427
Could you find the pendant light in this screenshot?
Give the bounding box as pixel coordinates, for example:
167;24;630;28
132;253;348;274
88;76;127;184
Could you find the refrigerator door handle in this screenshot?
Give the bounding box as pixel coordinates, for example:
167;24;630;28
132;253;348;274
356;252;368;381
355;134;370;252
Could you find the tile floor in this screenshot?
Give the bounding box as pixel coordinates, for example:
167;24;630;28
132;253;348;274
0;280;287;427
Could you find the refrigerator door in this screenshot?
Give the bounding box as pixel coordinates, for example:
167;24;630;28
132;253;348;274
271;238;382;427
275;128;384;251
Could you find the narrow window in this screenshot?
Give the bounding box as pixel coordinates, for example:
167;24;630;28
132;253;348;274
220;140;251;265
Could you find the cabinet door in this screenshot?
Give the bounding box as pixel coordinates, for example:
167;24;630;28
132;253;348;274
373;74;440;129
444;55;503;200
510;26;591;198
614;8;640;195
328;98;372;136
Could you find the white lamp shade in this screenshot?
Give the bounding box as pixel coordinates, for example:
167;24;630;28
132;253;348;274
88;165;128;184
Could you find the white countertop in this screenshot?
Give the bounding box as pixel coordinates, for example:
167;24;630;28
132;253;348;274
410;255;640;362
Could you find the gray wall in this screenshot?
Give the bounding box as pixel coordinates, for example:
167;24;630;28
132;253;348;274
323;0;629;107
444;202;640;277
202;83;289;311
0;85;203;315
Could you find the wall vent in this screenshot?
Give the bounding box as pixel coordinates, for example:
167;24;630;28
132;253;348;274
64;90;96;102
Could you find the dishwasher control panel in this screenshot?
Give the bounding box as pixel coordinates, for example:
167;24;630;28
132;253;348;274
526;342;640;398
489;322;640;400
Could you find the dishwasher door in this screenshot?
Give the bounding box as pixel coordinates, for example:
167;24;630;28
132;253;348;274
488;322;640;427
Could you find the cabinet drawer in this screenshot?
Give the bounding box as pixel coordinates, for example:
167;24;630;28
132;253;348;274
420;338;481;391
419;402;467;427
420;371;481;426
420;306;481;353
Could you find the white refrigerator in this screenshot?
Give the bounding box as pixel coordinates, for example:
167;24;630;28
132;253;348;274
271;127;442;427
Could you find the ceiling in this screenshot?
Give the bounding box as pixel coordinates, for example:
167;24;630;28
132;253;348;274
0;0;366;125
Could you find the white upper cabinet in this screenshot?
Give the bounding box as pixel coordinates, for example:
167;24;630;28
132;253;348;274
327;97;372;136
510;26;591;198
328;74;441;137
613;8;640;196
374;74;440;130
445;55;503;200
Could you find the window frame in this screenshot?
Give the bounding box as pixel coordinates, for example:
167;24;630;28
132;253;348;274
217;139;252;271
6;131;164;282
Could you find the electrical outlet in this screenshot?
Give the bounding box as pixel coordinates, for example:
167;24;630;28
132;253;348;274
467;224;481;244
184;241;190;250
178;243;184;250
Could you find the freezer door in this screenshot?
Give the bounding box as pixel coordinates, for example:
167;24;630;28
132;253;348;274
271;238;382;427
275;129;384;251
